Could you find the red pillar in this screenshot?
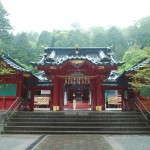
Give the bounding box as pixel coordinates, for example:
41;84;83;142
121;90;125;111
96;76;102;111
91;79;96;110
59;80;64;110
30;89;34;111
53;77;59;111
49;87;54;111
101;89;105;110
16;76;23;97
2;97;5;109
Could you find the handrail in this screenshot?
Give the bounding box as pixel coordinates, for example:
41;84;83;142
3;97;22;127
4;97;20;116
3;97;29;127
135;97;150;122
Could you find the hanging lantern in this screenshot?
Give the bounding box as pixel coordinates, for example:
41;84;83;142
85;78;87;84
82;78;84;84
88;78;90;84
78;78;80;84
70;78;73;84
65;78;67;84
68;78;70;84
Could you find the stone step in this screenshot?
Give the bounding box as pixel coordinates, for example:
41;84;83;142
15;111;65;115
8;117;146;122
2;111;150;134
2;130;150;135
4;126;150;131
12;114;143;119
6;121;148;127
14;111;141;116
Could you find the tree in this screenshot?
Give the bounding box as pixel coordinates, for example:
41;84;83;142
0;2;13;53
89;27;107;47
127;48;150;99
12;32;33;65
126;16;150;49
37;31;52;48
53;29;90;47
67;29;89;47
118;45;147;72
136;16;150;48
106;26;127;60
53;30;69;47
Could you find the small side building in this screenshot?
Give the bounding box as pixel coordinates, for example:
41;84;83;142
0;51;38;110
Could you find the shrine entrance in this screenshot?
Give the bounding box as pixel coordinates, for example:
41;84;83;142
64;84;92;110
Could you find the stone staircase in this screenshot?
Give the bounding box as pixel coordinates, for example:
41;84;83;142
2;111;150;134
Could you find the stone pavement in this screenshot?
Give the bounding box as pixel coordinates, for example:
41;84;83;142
0;111;5;133
106;135;150;150
0;134;41;150
32;135;112;150
0;134;150;150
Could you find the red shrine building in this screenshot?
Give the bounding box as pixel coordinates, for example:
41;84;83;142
31;47;122;111
0;47;149;111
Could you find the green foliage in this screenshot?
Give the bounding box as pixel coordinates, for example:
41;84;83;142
118;45;147;72
11;32;39;65
37;30;52;48
0;2;13;55
89;27;107;47
127;49;150;98
0;3;12;43
136;16;150;48
129;66;150;99
106;26;127;59
126;16;150;49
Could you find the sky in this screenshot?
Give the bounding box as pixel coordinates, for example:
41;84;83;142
1;0;150;34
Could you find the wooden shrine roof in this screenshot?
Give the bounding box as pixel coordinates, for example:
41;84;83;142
0;51;39;81
102;59;150;88
0;52;30;73
125;59;149;73
31;47;123;66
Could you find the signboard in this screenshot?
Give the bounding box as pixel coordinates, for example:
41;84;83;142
34;97;50;105
41;90;51;95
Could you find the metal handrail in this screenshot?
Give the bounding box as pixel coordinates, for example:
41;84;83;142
4;97;20;116
3;97;30;127
135;97;150;122
3;97;22;127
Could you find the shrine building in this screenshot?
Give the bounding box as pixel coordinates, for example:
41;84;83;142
2;47;146;111
31;47;122;111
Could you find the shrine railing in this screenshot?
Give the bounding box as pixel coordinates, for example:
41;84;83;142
135;97;150;123
3;97;30;127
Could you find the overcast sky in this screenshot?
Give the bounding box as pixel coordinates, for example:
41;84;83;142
1;0;150;33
